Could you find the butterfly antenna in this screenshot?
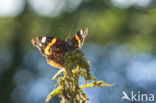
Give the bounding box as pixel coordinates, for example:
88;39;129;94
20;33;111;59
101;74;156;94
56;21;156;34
57;24;66;36
67;21;75;38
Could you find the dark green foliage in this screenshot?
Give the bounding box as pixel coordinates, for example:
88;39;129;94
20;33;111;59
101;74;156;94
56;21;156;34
58;49;93;103
64;49;91;81
45;49;113;103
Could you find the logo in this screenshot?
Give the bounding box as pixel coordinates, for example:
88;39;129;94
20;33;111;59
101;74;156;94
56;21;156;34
122;91;154;102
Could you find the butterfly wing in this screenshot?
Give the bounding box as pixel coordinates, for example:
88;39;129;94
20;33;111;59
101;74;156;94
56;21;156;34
32;36;54;56
32;36;70;69
72;28;88;48
45;39;68;69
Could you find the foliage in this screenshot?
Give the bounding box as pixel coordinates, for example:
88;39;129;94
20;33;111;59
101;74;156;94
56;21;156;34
45;49;113;103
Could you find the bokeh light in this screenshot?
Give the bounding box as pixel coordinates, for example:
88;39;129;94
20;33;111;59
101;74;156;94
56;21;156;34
111;0;152;8
0;0;25;16
29;0;82;17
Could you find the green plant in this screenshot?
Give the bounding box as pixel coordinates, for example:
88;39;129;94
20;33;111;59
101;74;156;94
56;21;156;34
45;49;113;103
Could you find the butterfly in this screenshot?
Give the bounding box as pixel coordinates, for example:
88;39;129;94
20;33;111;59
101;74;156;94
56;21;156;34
31;28;88;69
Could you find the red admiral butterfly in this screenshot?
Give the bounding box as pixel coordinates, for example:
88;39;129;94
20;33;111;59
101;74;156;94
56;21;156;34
32;28;88;69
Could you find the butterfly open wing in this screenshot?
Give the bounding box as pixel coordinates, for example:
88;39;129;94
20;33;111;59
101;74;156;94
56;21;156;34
72;28;88;48
31;27;88;69
32;37;53;56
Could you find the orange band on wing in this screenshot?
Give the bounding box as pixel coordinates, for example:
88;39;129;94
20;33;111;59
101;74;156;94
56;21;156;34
75;34;81;48
47;59;63;69
44;38;57;55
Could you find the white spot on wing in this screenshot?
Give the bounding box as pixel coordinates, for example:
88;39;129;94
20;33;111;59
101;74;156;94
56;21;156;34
80;29;83;35
41;37;46;43
39;43;42;47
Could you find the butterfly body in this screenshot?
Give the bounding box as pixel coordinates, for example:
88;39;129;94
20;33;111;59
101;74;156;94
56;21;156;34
32;28;88;69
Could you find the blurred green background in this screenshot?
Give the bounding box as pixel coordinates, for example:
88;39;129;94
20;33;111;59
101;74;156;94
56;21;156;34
0;0;156;103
